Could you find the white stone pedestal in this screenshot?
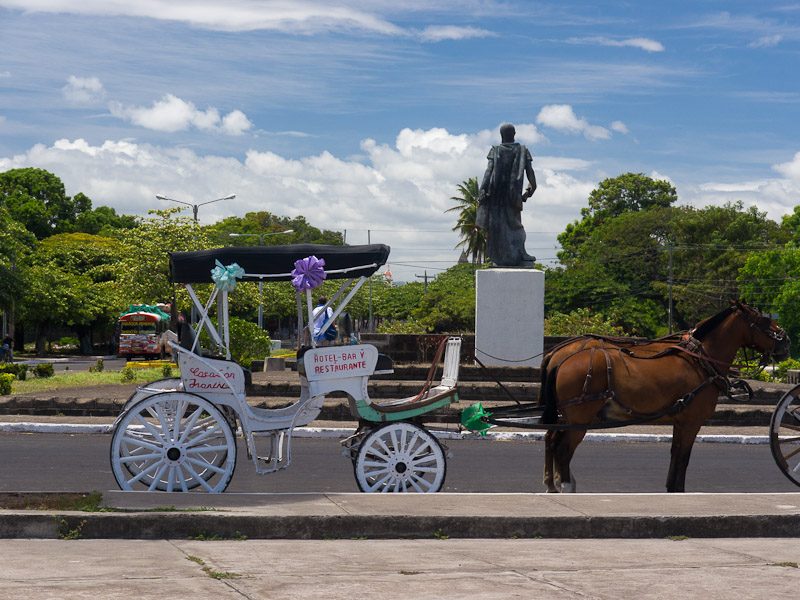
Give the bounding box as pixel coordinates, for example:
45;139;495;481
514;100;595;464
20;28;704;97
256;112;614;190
475;268;544;367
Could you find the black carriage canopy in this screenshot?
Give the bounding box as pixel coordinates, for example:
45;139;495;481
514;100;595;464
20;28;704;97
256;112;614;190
169;243;391;284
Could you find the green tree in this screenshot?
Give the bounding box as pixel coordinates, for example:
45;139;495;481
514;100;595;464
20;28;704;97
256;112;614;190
0;206;35;313
558;173;677;261
114;209;214;312
206;212;343;246
19;233;124;354
446;177;486;264
75;204;138;236
412;263;478;332
0;168;94;239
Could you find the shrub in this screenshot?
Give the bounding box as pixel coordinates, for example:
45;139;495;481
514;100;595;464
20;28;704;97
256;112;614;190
120;366;136;382
376;318;429;334
0;373;14;395
33;363;55;378
161;363;173;378
0;364;25;380
544;308;628;337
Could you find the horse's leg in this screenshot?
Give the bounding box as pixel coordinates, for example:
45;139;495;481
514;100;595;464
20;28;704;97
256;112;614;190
554;429;586;493
666;420;703;493
543;430;559;493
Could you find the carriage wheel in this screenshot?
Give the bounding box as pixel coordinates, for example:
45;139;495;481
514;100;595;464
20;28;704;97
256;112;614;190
354;422;446;493
770;385;800;488
110;392;236;493
122;377;182;413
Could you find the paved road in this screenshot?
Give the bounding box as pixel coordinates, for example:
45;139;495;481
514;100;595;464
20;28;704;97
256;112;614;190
2;433;798;493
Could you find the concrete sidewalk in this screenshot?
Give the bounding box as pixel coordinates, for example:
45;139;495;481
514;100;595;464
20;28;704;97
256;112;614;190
2;491;800;540
2;537;799;599
0;538;800;600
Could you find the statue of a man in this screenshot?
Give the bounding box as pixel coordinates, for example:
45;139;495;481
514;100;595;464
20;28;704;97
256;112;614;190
476;123;536;267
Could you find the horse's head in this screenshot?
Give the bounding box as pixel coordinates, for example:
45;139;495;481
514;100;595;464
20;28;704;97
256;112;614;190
731;300;791;363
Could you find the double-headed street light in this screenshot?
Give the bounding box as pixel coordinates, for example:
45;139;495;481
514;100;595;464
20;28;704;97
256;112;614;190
229;230;294;329
156;193;236;222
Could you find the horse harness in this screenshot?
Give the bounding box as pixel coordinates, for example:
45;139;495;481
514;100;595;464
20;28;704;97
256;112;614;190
555;335;730;422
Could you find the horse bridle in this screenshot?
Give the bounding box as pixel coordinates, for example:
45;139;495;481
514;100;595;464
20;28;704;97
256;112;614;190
734;303;787;365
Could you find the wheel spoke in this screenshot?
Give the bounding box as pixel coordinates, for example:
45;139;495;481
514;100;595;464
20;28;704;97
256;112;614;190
782;445;800;461
148;463;168;491
187;456;227;475
134;414;167;445
367;472;393;492
408;472;434;492
118;452;161;464
119;435;162;453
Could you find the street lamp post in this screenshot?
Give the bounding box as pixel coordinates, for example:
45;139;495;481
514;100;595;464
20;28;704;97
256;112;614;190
156;193;236;222
229;230;294;329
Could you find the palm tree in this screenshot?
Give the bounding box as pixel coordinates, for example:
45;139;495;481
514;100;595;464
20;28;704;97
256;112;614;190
446;177;486;265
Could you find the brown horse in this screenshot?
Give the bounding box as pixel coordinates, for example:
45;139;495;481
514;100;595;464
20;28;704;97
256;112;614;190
539;300;790;493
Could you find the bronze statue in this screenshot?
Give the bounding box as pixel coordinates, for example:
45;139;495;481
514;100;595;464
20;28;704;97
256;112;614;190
476;123;536;267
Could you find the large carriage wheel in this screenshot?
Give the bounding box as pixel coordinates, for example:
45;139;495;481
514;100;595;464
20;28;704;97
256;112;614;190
770;385;800;488
354;422;446;493
122;377;183;413
110;392;236;493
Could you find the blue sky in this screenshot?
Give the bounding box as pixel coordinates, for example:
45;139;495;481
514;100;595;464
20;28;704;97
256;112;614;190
2;1;800;283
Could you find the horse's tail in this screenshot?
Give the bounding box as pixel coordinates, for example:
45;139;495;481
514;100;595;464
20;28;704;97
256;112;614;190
539;361;560;425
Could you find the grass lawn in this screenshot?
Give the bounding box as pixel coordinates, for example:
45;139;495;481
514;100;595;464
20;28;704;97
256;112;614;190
11;368;175;394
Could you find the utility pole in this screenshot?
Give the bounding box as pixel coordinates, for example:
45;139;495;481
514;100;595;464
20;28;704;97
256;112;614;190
668;245;674;334
229;230;293;329
415;271;429;293
368;230;373;332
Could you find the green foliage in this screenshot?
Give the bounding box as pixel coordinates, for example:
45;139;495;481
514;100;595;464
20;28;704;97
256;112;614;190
412;263;478;332
114;209;212;311
544;308;628;337
161;363;173;378
0;168;94;239
33;363;54;378
446;177;485;264
0;363;27;381
376;317;429;334
558;173;677;261
773;358;800;382
0;373;13;395
120;366;136;382
88;358;104;373
227;317;272;367
205;211;343;246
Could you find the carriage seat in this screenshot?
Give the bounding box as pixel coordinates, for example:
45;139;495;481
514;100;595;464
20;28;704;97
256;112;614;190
368;337;461;414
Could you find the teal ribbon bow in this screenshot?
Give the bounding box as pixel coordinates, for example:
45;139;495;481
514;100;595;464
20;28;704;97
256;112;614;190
210;260;245;291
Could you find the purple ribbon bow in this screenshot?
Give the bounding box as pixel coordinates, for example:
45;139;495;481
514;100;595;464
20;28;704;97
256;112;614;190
291;255;327;291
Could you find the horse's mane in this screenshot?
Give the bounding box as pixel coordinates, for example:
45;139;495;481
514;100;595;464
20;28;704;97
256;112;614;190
691;306;734;341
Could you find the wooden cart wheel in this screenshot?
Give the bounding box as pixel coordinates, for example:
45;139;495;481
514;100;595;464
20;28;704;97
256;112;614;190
354;422;446;493
110;392;236;493
770;385;800;488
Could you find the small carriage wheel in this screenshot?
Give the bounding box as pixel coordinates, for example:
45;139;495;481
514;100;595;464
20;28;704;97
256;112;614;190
110;392;237;493
770;385;800;488
354;422;446;493
726;379;753;402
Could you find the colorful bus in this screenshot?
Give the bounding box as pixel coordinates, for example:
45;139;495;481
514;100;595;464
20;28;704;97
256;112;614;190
116;304;176;360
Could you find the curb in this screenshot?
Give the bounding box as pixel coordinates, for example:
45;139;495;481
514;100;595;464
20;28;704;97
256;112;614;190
3;509;800;540
0;422;772;444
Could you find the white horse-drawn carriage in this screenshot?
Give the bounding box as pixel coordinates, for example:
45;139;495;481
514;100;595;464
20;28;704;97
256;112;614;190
110;243;461;493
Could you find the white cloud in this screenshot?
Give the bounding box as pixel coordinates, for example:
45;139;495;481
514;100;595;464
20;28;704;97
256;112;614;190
417;25;494;42
774;151;800;183
0;125;601;277
0;71;10;78
62;75;106;104
109;94;253;135
536;105;611;141
566;36;665;52
0;1;407;35
749;34;783;48
610;120;630;134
